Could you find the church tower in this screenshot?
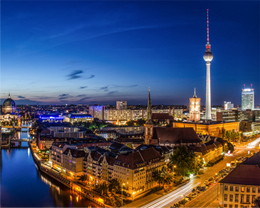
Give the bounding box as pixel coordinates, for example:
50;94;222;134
189;88;201;122
144;88;153;145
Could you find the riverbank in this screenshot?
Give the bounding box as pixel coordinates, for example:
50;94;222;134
29;142;108;207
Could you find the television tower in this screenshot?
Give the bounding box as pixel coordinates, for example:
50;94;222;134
203;9;213;120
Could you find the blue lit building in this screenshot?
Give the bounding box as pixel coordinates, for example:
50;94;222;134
39;114;64;123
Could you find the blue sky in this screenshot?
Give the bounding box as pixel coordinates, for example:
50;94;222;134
1;1;259;105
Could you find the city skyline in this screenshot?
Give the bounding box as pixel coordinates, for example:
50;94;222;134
1;1;259;105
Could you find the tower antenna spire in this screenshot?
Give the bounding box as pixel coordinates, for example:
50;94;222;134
207;9;209;44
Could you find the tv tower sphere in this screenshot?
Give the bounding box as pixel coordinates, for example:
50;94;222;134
203;51;213;62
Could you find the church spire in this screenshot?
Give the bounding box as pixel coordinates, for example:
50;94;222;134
146;88;152;124
8;93;11;98
193;88;197;98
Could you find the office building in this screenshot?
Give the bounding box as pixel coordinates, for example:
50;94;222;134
224;101;234;110
242;87;254;110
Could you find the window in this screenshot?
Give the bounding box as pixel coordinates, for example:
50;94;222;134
230;194;233;202
246;195;250;203
252;187;256;193
246;187;250;193
229;205;232;208
235;194;239;203
241;187;245;192
230;186;233;191
224;194;228;201
235;205;238;208
235;186;239;192
241;194;244;203
224;204;227;207
258;187;260;193
225;185;228;191
252;195;256;203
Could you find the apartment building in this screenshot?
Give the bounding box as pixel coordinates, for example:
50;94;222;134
220;152;260;208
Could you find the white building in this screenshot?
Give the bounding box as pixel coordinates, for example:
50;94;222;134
224;101;234;110
242;87;254;110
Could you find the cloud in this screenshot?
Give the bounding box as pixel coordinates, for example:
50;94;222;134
17;96;26;99
59;94;70;100
86;75;95;79
77;96;92;103
77;94;86;97
67;70;83;80
80;86;88;89
100;86;109;92
107;91;118;95
100;84;138;92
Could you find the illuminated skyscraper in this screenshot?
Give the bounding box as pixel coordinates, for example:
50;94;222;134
203;9;213;120
242;86;254;110
189;88;201;122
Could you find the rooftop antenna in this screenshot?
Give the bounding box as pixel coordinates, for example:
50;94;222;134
207;9;209;45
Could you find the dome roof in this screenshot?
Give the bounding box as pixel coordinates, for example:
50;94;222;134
3;98;16;108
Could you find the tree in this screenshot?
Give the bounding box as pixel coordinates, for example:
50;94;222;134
99;182;108;195
136;119;146;126
227;142;234;153
169;146;203;177
79;175;88;182
253;197;260;208
126;120;135;126
152;166;174;189
109;179;121;193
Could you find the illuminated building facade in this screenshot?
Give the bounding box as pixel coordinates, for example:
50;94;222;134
89;105;105;120
189;88;201;122
242;87;254;110
219;152;260;208
224;101;234;110
173;121;240;138
39;114;64;123
116;100;127;110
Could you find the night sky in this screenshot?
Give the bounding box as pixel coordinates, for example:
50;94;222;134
1;1;259;106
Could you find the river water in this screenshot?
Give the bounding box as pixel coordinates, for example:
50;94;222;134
0;130;98;207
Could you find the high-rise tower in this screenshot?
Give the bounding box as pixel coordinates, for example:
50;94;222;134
203;9;213;120
242;85;254;110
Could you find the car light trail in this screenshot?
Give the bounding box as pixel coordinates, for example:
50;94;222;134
142;181;200;208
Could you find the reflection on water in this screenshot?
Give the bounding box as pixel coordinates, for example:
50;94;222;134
1;128;99;207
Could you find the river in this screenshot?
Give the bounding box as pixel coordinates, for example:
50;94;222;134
0;129;99;207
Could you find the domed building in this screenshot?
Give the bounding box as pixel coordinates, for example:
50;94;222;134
0;93;19;125
2;94;16;114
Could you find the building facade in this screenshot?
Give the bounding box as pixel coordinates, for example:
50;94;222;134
116;100;127;110
242;87;254;110
189;89;201;122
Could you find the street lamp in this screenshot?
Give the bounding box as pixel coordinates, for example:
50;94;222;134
121;183;125;206
132;191;135;201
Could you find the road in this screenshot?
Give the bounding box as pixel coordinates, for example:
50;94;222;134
136;139;260;208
